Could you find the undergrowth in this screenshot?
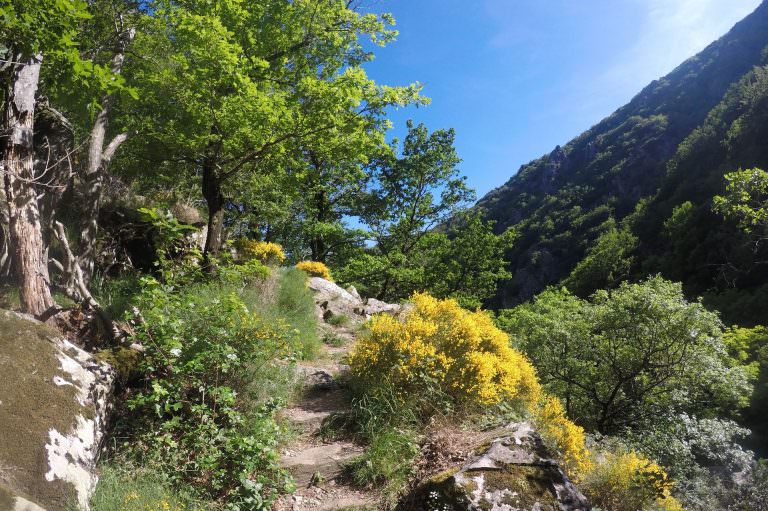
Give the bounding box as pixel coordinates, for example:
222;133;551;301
99;219;317;510
242;267;320;360
336;292;683;510
88;463;201;511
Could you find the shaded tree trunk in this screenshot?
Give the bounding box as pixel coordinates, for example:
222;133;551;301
310;189;328;262
0;200;11;278
2;56;56;316
202;160;226;259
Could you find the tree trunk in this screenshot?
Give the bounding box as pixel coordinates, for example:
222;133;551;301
2;56;56;316
202;161;225;259
78;28;133;283
310;190;328;262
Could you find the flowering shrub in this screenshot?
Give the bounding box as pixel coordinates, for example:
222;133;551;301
345;292;683;509
237;239;286;266
295;260;333;280
123;277;295;509
533;396;592;478
347;292;541;409
583;450;683;511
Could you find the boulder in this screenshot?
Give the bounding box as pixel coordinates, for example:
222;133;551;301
307;278;407;325
0;310;114;511
405;422;590;511
364;297;403;316
308;278;361;306
346;286;361;301
170;202;203;226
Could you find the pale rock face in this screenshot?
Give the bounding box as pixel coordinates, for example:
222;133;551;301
346;285;361;301
0;310;114;511
307;277;406;324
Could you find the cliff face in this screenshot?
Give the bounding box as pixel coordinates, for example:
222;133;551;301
476;1;768;306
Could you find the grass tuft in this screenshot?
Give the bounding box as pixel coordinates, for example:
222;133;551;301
327;313;349;327
323;332;346;347
344;428;420;507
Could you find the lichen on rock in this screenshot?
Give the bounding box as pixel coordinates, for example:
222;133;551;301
0;310;114;511
404;423;590;511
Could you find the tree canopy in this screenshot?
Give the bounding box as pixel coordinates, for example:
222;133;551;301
501;277;751;434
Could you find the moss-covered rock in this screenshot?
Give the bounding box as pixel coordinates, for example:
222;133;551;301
403;423;590;511
0;310;114;511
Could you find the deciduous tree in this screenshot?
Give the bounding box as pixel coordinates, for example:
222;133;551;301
125;0;423;261
502;277;751;434
0;0;91;315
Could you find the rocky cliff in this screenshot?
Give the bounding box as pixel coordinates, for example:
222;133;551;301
476;0;768;306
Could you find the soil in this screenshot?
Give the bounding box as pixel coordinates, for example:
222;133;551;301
273;320;377;511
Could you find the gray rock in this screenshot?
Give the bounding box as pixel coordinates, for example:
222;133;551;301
0;310;114;511
307;278;404;323
364;298;403;316
309;278;361;306
405;422;590;511
346;286;361;301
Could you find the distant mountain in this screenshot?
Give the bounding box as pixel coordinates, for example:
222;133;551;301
477;0;768;316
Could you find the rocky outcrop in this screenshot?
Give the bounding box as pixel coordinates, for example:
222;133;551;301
307;277;407;325
405;422;590;511
0;310;114;511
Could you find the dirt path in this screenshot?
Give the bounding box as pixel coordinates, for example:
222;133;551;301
274;319;377;511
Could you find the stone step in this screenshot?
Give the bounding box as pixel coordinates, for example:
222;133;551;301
281;441;364;488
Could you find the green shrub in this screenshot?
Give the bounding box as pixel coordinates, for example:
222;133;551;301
241;268;320;360
323;333;346;347
220;260;271;288
91;273;143;319
120;277;296;509
504;277;751;434
327;313;349;327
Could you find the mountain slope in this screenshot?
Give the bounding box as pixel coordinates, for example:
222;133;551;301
633;64;768;324
477;0;768;307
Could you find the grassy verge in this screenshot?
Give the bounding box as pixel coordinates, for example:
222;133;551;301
242;267;321;360
88;463;203;511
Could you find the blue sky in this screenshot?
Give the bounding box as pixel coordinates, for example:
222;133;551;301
362;0;763;198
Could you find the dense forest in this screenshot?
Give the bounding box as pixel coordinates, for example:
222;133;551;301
2;0;768;510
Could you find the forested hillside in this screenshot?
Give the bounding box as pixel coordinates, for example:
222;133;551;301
476;0;768;309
